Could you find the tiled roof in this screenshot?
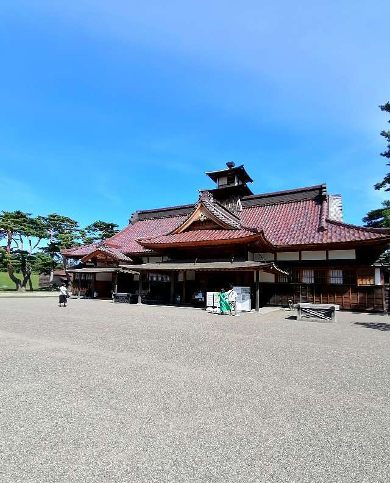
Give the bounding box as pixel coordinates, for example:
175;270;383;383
139;229;260;247
240;199;390;247
107;216;188;253
62;185;390;258
201;196;242;229
81;245;133;263
62;243;100;257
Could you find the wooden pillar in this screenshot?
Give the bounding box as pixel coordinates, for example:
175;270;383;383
170;272;175;305
113;272;118;294
137;273;143;304
78;275;81;298
182;271;186;304
255;270;260;312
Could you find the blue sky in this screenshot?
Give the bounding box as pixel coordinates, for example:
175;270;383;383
1;0;389;228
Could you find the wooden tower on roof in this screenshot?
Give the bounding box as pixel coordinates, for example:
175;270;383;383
204;161;253;210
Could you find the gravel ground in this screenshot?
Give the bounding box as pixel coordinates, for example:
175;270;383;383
0;298;389;483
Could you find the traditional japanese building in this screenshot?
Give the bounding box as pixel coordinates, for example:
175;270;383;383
63;163;390;311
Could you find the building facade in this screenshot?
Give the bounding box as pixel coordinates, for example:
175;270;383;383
63;163;390;311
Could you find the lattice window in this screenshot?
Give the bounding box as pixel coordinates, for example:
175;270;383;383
276;273;289;283
330;269;343;284
302;269;314;284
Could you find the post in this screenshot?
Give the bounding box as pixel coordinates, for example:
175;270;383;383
375;267;381;286
78;275;81;298
182;271;186;304
137;273;143;304
114;272;118;294
255;270;260;312
170;273;175;305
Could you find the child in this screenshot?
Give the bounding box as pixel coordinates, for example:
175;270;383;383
59;283;68;307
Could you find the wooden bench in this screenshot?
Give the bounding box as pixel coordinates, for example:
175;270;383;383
296;303;339;322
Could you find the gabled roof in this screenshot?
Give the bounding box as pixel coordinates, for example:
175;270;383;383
62;243;101;258
80;243;132;263
171;191;242;233
62;183;390;259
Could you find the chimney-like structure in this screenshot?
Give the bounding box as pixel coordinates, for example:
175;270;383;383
328;195;343;222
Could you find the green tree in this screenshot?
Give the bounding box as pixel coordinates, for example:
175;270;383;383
363;200;390;228
374;102;390;191
80;220;119;244
0;211;47;290
40;213;80;269
33;252;58;275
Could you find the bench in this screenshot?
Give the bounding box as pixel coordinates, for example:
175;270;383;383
296;303;339;322
113;293;133;303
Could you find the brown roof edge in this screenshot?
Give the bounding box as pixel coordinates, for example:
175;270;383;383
326;219;390;234
129;203;195;222
242;183;326;200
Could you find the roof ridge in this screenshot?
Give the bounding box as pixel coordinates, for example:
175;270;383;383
241;197;320;209
135;203;195;214
326;219;390;234
242;183;326;200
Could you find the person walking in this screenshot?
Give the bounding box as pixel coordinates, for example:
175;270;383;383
227;284;238;316
59;283;68;307
219;288;230;315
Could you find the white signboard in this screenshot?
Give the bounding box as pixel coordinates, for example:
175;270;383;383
234;286;251;312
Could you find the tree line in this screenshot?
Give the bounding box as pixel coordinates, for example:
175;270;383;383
1;103;389;290
363;102;390;227
0;213;118;291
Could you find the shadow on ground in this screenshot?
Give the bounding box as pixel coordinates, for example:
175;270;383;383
354;321;390;331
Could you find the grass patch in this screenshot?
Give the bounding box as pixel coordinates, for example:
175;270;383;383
0;272;41;291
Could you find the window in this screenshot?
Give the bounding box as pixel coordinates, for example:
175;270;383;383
276;273;289;283
302;269;314;284
276;269;300;283
227;173;236;185
148;273;170;282
330;269;343;284
314;270;327;284
329;269;356;285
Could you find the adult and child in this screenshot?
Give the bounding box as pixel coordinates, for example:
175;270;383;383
219;284;237;316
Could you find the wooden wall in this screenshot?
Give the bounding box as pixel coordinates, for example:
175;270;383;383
260;283;385;312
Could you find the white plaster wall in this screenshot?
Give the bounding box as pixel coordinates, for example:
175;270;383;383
149;256;163;263
375;268;382;285
260;272;275;283
277;252;299;261
186;270;196;281
301;251;327;260
328;249;356;260
254;252;275;261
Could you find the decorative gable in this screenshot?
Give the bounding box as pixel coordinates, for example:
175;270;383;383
172;191;242;234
